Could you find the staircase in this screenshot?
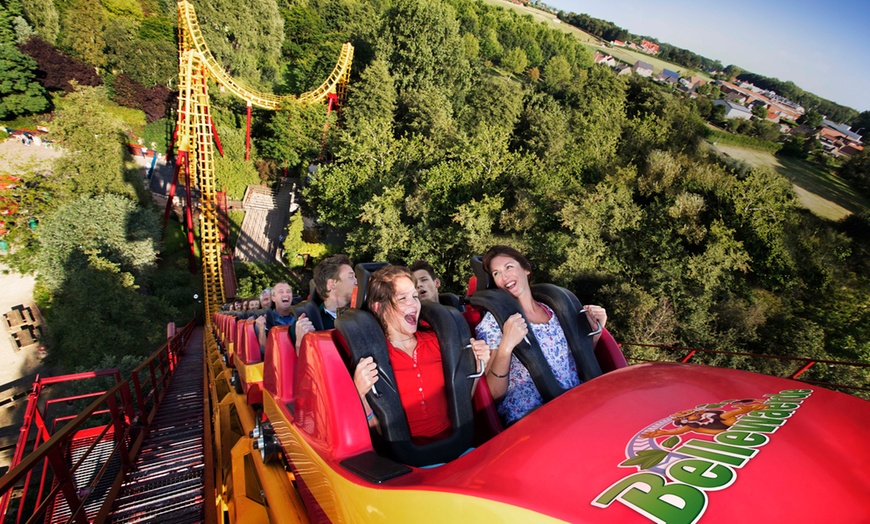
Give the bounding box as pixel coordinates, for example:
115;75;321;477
107;328;206;523
233;182;295;264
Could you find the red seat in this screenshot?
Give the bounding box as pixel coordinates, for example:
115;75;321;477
238;319;262;365
294;330;372;460
263;326;296;405
226;316;238;367
594;328;627;373
235;318;264;405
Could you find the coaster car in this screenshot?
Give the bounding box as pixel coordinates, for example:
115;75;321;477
257;277;870;523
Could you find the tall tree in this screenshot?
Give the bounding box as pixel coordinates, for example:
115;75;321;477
195;0;283;87
19;36;102;92
20;0;59;44
380;0;470;96
0;4;48;117
37;193;160;290
50;85;144;202
500;46;528;74
258;101;330;170
103;17;176;87
58;0;107;67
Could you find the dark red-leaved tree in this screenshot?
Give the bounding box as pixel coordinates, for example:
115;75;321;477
19;36;101;92
112;73;173;123
140;84;173;123
111;73;139;108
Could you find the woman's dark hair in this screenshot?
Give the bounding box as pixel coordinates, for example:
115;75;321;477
367;265;415;332
482;245;532;275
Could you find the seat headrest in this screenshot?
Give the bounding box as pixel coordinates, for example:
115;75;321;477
308;279;322;304
353;262;389;310
438;292;463;310
291;300;323;332
470;256;495;290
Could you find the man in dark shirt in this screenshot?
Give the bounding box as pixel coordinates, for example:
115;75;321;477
291;254;356;352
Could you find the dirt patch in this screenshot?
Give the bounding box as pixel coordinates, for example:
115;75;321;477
0;138;62;174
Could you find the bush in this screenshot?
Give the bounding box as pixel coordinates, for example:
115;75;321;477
707;128;781;152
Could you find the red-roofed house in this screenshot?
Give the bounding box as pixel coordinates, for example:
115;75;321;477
640;40;660;55
817;125;864;157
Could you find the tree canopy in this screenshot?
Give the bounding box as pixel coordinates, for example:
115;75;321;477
0;4;48;117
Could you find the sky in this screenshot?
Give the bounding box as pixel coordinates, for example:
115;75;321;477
544;0;870;113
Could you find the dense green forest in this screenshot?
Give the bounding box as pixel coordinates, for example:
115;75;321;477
0;0;868;394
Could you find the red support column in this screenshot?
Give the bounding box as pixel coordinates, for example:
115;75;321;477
210;116;224;157
183;159;197;274
167;103;186;163
245;103;252;161
318;93;338;160
791;361;816;380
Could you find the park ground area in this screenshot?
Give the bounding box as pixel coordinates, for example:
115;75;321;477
713;143;870;221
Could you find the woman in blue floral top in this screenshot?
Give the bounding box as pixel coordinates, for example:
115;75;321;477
475;245;608;425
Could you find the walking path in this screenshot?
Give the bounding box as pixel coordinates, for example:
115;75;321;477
234;181;297;263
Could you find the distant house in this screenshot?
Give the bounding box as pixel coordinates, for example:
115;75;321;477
613;63;632;76
713;100;753;120
748;99;767;112
680;76;706;91
633;60;654;77
766;109;782;124
593;52;617;67
821;119;863;144
838;143;864;158
654;69;680;85
640;39;660;55
725;91;748;105
817;120;864;157
611;40;626;47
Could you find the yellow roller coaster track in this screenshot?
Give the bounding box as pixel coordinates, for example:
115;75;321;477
174;0;353;319
177;0;354;109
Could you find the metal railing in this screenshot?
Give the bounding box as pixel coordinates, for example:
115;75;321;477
0;319;196;524
620;342;870;394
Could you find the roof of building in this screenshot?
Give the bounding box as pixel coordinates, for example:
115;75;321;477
839;144;864;157
822;119;863;142
713;100;753;114
634;60;653;71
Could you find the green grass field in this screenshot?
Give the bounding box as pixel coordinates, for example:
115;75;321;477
481;0;601;44
713;143;870;221
597;45;712;80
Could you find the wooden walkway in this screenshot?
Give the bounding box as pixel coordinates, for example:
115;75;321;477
233;181;296;263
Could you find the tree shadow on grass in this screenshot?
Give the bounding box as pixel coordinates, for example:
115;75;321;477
774;155;870;216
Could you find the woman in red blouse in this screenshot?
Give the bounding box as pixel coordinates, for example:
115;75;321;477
353;265;491;443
